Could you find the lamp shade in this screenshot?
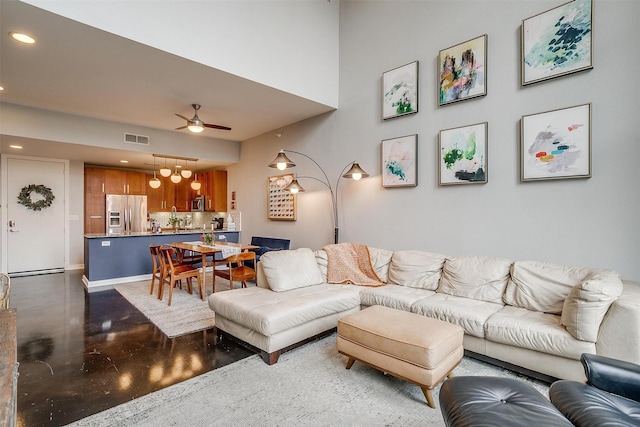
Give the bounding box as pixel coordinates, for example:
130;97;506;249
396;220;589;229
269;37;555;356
284;179;305;194
170;170;182;183
181;169;192;178
342;162;370;180
191;173;201;191
159;166;172;177
268;150;296;171
187;123;204;133
148;176;161;189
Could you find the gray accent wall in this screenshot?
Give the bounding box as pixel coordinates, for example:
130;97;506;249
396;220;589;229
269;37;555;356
233;0;640;281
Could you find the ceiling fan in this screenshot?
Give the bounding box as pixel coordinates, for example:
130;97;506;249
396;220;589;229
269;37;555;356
175;103;231;133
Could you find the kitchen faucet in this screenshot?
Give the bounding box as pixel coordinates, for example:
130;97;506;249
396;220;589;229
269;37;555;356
171;206;177;218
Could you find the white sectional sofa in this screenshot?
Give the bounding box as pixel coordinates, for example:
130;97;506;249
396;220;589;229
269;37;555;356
208;245;640;381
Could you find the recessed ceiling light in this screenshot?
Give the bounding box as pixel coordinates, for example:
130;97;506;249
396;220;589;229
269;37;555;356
9;145;23;149
120;160;129;164
9;32;36;44
0;86;4;91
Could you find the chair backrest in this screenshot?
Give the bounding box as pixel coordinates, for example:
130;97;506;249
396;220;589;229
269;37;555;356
227;251;256;267
150;244;161;271
159;247;177;272
250;236;291;251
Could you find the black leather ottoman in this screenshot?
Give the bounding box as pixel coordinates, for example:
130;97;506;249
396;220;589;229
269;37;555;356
439;376;572;427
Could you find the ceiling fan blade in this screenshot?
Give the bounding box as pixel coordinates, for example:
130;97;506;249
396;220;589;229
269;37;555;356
204;123;232;131
175;113;191;122
175;125;188;130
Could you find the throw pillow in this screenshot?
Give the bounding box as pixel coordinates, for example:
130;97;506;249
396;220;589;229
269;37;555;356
561;270;623;342
260;248;323;292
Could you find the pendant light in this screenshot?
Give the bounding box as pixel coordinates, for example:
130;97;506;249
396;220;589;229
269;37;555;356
181;160;193;178
149;156;161;189
191;173;202;191
159;157;171;177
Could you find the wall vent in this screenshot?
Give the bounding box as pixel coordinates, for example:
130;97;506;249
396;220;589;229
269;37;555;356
124;133;150;145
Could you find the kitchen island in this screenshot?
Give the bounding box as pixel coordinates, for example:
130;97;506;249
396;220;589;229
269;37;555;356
83;230;239;292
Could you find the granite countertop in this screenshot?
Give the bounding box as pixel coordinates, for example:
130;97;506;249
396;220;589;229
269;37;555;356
84;228;239;238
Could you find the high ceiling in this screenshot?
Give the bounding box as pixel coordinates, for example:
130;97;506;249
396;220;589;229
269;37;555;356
0;1;334;171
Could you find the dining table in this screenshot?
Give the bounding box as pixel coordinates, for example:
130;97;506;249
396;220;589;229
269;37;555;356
169;240;259;294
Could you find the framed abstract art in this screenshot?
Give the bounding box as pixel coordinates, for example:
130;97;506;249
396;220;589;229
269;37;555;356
522;0;593;85
438;34;487;106
520;103;591;181
381;134;418;187
438;122;488;185
382;61;418;120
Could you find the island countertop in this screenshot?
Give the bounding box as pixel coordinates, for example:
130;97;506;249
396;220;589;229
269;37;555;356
83;230;240;291
84;228;239;238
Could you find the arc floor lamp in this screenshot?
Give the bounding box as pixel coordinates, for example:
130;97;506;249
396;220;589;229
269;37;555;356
268;149;369;244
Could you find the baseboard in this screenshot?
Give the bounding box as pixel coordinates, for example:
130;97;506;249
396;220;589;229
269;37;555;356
464;350;558;384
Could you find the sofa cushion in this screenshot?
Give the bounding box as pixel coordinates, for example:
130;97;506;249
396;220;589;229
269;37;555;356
485;305;595;359
504;261;592;314
561;270;624;343
260;248;323;292
411;293;504;338
315;247;393;283
437;256;512;304
209;284;361;336
388;250;445;290
359;284;435;311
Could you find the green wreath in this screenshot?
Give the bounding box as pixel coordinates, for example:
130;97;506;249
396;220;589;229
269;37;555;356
17;184;55;211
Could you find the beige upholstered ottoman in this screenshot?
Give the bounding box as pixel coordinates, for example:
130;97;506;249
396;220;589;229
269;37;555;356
337;305;464;408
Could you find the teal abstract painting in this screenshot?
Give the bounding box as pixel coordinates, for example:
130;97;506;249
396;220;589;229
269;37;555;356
382;134;418;187
522;0;593;85
439;123;487;185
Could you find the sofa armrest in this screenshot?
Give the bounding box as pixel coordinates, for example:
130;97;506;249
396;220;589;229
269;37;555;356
582;353;640;402
597;280;640;362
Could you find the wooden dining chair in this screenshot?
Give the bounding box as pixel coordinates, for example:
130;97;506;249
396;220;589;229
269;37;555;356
149;244;163;297
214;251;257;290
159;247;204;306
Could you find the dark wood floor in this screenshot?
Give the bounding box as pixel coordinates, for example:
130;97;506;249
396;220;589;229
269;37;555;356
11;270;253;427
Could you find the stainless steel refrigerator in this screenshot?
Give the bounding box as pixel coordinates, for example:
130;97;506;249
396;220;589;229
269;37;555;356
105;194;147;234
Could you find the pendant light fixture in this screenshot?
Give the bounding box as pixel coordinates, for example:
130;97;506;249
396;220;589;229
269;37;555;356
170;160;182;183
181;160;193;178
148;156;161;189
191;173;202;191
159;157;172;177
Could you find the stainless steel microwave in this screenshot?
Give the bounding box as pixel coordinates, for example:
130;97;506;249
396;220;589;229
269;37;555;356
191;196;206;212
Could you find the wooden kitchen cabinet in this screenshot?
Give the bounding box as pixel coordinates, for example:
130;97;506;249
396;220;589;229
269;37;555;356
146;174;175;212
174;178;194;212
104;170;146;195
203;170;227;212
84;167;106;234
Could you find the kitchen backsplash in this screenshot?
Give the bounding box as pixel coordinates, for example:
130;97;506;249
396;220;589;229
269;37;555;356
149;211;241;231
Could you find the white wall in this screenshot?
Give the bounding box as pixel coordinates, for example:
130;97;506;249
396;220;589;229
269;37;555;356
233;0;640;281
23;0;340;108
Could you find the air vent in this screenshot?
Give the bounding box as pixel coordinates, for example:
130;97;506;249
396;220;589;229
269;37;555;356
124;133;150;145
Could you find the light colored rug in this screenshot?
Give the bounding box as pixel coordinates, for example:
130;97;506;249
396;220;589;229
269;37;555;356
67;333;550;427
114;274;236;338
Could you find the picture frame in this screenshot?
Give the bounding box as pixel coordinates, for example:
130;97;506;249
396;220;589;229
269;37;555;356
522;0;593;86
381;134;418;187
438;34;487;106
520;103;591;181
382;61;418;120
438;122;488;185
267;173;296;220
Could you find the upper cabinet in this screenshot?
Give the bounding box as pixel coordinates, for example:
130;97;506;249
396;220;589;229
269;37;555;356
104;170;146;195
203;170;227;212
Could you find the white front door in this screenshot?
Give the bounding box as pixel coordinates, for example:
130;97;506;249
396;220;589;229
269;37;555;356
6;158;65;275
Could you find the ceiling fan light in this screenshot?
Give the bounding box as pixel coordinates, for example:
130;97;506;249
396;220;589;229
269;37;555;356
159;166;172;177
188;124;204;133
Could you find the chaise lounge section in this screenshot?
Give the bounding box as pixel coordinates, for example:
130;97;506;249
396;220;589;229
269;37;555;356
209;244;640;381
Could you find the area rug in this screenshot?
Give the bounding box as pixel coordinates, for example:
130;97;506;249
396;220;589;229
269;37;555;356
114;275;233;338
67;333;550;427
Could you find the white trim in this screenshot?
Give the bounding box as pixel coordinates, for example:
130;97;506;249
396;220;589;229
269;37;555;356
82;273;151;293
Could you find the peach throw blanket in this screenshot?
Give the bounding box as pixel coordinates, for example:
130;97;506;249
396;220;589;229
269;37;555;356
322;243;384;287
